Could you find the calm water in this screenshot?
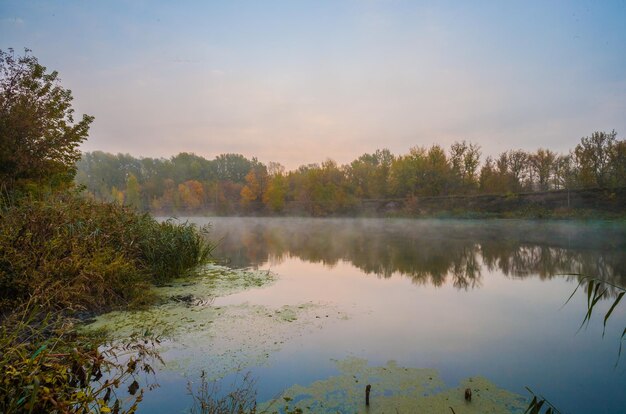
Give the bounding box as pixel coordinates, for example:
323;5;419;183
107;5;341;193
139;218;626;414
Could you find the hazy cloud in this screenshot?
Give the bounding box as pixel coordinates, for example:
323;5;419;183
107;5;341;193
2;1;625;169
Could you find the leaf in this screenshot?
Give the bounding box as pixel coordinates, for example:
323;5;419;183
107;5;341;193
128;380;139;396
562;277;585;308
603;291;624;337
587;280;594;308
579;283;605;331
617;327;626;365
30;344;46;360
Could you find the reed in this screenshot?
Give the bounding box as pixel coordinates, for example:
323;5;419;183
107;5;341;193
0;191;213;314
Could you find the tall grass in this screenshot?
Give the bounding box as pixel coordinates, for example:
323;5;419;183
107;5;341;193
0;191;213;314
0;301;162;414
0;191;213;412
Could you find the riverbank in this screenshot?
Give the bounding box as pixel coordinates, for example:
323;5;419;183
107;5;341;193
146;187;626;219
0;192;213;413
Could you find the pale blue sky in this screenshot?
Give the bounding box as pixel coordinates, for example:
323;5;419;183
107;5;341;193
1;0;625;168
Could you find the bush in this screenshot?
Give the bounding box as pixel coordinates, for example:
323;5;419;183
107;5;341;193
0;305;161;414
0;192;213;314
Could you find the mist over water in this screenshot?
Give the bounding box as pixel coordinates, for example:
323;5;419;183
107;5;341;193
145;218;626;413
198;217;626;289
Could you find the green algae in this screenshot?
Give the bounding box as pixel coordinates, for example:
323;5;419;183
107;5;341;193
261;357;526;414
158;263;277;300
83;263;527;413
82;264;350;378
83;264;277;338
162;302;349;378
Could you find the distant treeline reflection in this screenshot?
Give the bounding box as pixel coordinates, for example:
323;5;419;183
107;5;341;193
208;219;626;291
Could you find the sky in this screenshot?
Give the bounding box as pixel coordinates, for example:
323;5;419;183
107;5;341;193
1;0;625;169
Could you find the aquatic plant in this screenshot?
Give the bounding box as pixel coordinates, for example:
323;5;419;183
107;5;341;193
0;192;213;412
187;370;257;414
524;276;625;413
0;192;213;314
524;388;562;414
563;276;625;362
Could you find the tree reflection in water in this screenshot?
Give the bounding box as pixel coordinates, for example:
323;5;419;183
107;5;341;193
208;218;626;293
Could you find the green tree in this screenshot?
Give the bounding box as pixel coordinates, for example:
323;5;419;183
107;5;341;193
388;147;425;197
125;173;142;210
346;149;394;199
0;49;93;193
422;145;451;196
214;153;256;183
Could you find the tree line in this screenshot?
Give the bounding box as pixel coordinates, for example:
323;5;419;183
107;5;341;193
75;131;626;215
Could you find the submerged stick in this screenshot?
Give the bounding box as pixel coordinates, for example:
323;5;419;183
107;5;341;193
366;384;371;406
465;388;472;402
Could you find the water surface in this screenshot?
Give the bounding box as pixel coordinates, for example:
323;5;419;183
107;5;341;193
119;218;626;413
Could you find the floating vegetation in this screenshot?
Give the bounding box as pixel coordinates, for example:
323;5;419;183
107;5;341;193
260;357;527;414
82;264;278;337
83;264;350;378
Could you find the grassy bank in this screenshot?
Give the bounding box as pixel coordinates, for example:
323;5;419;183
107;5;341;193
0;192;212;314
0;192;213;413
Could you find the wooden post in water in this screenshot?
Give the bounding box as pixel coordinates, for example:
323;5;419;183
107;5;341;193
464;388;472;402
366;384;371;406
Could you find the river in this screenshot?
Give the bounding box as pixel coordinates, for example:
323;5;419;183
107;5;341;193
91;218;626;413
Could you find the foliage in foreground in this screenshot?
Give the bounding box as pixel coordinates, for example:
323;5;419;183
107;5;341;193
0;192;212;412
0;302;161;414
524;388;562;414
565;276;626;362
0;192;213;314
525;276;625;413
0;48;214;413
188;371;258;414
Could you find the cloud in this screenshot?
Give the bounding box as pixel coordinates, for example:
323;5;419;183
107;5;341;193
0;17;24;27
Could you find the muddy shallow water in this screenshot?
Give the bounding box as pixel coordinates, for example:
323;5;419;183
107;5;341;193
89;218;626;413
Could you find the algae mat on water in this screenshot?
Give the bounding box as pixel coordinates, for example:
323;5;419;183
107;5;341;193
261;357;526;414
84;264;350;377
85;265;526;411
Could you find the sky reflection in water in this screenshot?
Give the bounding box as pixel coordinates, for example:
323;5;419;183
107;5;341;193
140;218;626;414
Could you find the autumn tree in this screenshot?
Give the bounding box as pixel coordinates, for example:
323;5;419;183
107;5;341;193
574;130;617;188
152;178;179;213
240;165;268;210
389;145;454;197
506;150;530;192
530;149;556;191
388;147;425;197
178;179;204;212
263;172;288;213
553;154;575;190
346;149;394;199
449;141;481;193
0;49;93;193
479;155;509;194
609;140;626;187
422;145;452;196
